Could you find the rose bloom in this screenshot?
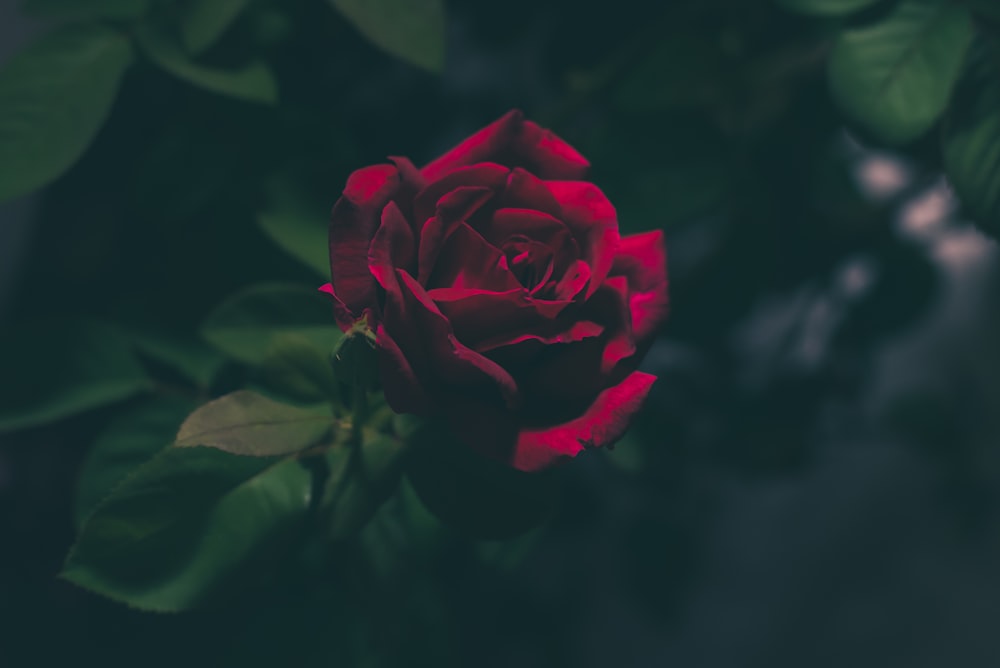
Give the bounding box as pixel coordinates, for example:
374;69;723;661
322;110;668;472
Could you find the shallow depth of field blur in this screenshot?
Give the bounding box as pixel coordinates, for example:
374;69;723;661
2;0;1000;666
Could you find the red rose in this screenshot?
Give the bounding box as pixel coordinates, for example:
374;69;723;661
321;110;668;472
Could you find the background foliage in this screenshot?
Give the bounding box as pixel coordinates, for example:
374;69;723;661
2;0;1000;666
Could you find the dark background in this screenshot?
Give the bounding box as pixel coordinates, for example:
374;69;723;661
3;0;1000;666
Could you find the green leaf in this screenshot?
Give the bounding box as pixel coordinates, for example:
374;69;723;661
201;283;341;365
74;396;198;530
774;0;880;16
0;320;151;433
257;333;341;403
175;390;333;456
329;0;445;73
943;40;1000;237
256;177;330;277
178;0;251;54
405;423;558;539
828;0;973;145
63;446;311;612
135;24;277;105
126;327;225;388
0;24;132;202
324;430;407;540
20;0;149;20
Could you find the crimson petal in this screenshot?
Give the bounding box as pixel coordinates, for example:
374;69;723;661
412;163;509;226
545;181;620;298
611;230;670;345
377;324;431;414
420;112;525;182
328;163;400;328
390;270;520;407
510;371;657;472
497;167;564;217
418;186;496;285
420;110;590;182
368;201;416;297
426;222;522;293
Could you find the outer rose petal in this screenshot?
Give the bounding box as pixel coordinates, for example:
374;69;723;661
510;371;657;472
420;110;590;182
329;163;400;328
545;181;620;298
611;230;669;345
514;119;590;180
377;324;431;414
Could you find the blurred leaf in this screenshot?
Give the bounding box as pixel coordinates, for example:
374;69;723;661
0;320;151;433
405;423;558;539
329;0;445;73
256;177;330;277
0;24;132;202
325;430;407;540
257;333;341;403
201;283;341;365
135;24;277;105
828;0;973;144
127;327;226;388
20;0;149;20
178;0;251;54
74;396;198;530
63;447;311;612
774;0;880;15
175;390;333;455
943;40;1000;237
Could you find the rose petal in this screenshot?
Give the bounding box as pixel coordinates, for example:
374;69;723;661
510;371;657;472
513;119;590;180
420;110;590;182
426;222;522;293
497;168;564;217
428;287;578;349
418;186;496;285
545;181;620;298
552;259;591;302
479;319;604;359
387;155;426;226
377;323;431;414
488;208;572;248
368;201;416;297
329;163;400;327
502;238;556;293
421;112;525;182
413;163;509;226
386;270;520;407
519;276;636;410
611;230;669;345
